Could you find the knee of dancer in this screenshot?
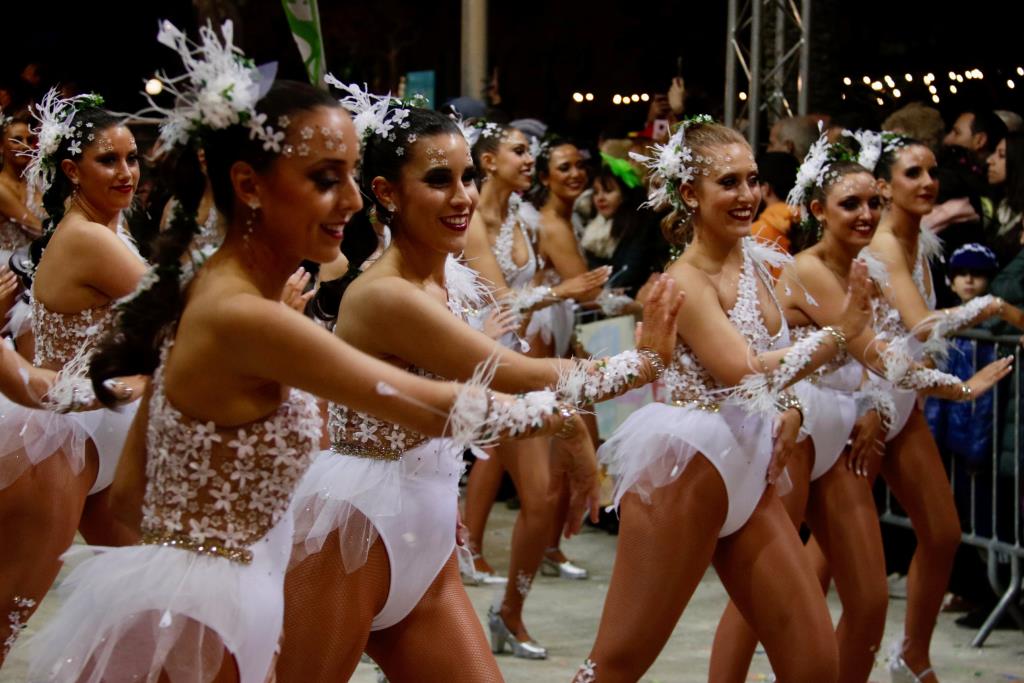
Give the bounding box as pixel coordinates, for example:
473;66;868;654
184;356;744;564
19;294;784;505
920;522;962;560
843;587;889;641
780;642;839;683
517;488;559;521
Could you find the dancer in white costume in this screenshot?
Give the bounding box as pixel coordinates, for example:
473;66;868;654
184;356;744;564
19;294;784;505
279;98;681;681
855;133;1023;683
461;122;612;654
23;22;589;683
574;119;878;683
709;138;1013;683
0;108;42;263
0;90;146;663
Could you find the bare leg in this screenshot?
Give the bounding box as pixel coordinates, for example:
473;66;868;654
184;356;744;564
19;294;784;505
714;491;839;683
463;450;505;573
544;440;572;562
277;532;390;683
367;554;503;682
577;455;727;683
880;409;959;681
805;460;888;683
0;449;93;664
708;438;814;683
496;436;557;641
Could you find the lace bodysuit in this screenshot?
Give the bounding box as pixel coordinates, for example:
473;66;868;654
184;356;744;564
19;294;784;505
31;298;116;370
141;342;322;563
494;195;539;289
661;239;786;410
871;244;935;342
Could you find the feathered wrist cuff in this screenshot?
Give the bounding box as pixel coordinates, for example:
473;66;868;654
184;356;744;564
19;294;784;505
556;348;664;407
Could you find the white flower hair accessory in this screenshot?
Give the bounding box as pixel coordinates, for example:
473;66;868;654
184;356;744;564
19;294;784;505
324;75;410;146
786;125;832;214
629;114;713;211
141;19;278;151
842;129;909;174
22;88;106;206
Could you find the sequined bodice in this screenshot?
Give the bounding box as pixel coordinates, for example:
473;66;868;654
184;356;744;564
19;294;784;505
31;297;116;370
662;241;787;409
328;282;472;462
871;246;934;343
328;398;431;462
141;342;322;563
0;219;31;253
494;196;539;289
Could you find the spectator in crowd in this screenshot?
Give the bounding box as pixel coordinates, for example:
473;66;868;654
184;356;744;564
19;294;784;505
579;155;667;297
985;131;1024;267
750;151;799;258
766;114;820;161
924;244;998;469
944;108;1007;167
995;109;1023;133
883;102;946;152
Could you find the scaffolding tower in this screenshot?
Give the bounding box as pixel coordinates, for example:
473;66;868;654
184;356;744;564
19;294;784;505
724;0;812;149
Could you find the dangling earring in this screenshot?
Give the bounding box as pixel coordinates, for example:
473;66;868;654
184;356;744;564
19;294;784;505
244;201;259;248
817;218;825;241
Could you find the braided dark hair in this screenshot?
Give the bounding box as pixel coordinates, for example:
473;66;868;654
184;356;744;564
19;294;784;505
89;80;340;405
310;106;462;324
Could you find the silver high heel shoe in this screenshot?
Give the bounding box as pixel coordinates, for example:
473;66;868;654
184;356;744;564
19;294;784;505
540;548;589;580
488;606;548;659
459;552;508;586
888;643;934;683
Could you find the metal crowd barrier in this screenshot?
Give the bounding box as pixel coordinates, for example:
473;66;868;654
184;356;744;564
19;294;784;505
879;329;1024;647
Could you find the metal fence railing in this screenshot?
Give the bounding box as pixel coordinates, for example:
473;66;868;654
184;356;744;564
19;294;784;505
880;329;1024;647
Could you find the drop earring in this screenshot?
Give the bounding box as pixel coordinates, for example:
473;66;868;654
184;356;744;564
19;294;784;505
244;201;259;247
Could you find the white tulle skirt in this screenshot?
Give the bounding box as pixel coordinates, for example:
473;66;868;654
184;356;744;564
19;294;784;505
25;513;294;683
600;402;776;537
290;438;465;630
793;365;860;481
0;398;139;494
525;300;575;356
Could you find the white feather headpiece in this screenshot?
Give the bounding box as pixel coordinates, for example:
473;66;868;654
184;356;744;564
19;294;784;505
141;20;278;151
325;76;410;145
22;88;105;206
629;117;710;211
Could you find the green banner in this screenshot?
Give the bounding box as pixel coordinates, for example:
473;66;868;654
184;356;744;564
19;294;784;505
281;0;326;87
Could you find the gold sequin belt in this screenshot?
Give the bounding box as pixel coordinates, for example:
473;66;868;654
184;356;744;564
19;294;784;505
668;396;722;413
330;439;406;462
140;529;254;565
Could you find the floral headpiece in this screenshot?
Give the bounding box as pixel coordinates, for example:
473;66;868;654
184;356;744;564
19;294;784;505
22;88;106;205
786;127;857;217
140;20;278;152
629;114;713;210
0;106;11;130
325;76;411;150
842;129;910;174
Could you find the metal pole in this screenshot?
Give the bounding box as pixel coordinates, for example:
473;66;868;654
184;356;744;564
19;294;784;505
725;0;738;127
748;0;762;148
460;0;487;99
773;0;784;121
798;0;811;114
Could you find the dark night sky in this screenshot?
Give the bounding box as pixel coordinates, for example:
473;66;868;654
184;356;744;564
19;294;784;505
2;0;1021;139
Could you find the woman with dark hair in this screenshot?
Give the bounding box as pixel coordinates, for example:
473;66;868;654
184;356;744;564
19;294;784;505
0;90;147;664
281;93;680;680
23;23;600;683
581;158;668;297
985;131;1024;267
861;133;1023;681
461;123;613;656
0;108;42;262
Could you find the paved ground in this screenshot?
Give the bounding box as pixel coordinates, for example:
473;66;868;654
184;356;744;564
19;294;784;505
5;504;1023;682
